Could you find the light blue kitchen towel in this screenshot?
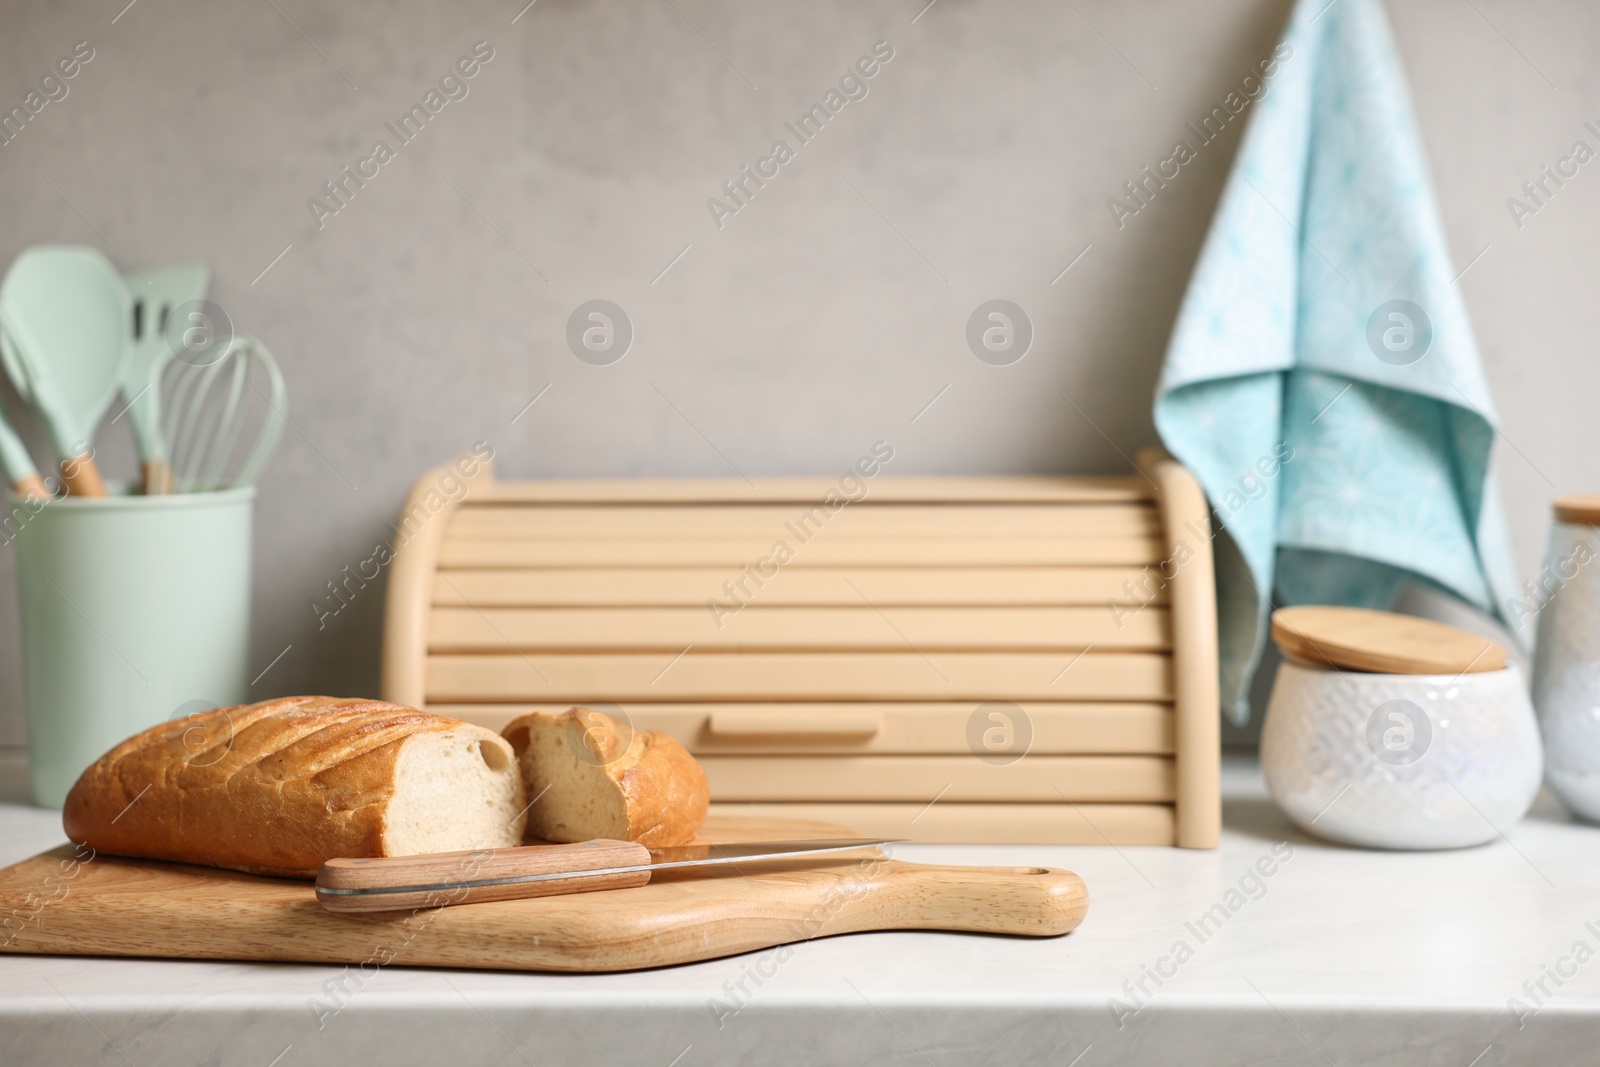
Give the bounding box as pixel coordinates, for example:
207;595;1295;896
1154;0;1521;723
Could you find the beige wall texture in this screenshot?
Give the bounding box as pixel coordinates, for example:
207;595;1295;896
0;0;1594;745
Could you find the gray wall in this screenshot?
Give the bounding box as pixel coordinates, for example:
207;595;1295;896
0;0;1594;746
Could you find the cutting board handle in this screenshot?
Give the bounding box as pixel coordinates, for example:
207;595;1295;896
867;863;1089;937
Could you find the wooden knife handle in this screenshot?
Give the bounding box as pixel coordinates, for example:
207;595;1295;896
316;839;653;914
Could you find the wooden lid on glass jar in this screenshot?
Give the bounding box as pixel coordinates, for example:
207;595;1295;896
1270;605;1507;675
1553;495;1600;526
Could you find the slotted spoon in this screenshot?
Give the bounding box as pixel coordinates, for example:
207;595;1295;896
122;263;210;494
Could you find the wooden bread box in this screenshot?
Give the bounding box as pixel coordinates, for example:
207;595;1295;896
382;450;1220;847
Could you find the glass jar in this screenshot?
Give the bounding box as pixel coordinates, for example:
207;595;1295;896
1531;495;1600;821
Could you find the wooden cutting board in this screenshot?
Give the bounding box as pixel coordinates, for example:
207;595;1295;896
0;816;1087;972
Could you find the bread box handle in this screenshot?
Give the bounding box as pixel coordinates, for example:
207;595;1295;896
707;708;882;739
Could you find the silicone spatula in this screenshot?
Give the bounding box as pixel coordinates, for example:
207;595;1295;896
0;246;131;497
0;394;47;500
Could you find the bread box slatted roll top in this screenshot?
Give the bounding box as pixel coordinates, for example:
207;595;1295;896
382;449;1220;848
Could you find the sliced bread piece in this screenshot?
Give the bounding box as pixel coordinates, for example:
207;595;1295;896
502;707;709;847
63;696;526;878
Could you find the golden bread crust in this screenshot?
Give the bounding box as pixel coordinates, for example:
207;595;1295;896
503;707;710;847
61;696;509;878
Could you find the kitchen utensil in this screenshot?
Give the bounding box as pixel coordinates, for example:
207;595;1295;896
160;334;285;492
1261;607;1541;849
0;246;130;497
0;816;1089;971
1531;494;1600;821
317;836;899;913
0;395;47;500
0;324;103;497
121;263;210;495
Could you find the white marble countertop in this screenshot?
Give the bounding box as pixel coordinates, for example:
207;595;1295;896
1;748;1597;1066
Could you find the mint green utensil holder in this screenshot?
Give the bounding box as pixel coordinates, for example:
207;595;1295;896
12;485;253;808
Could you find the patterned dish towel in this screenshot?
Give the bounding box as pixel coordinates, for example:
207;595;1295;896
1153;0;1520;723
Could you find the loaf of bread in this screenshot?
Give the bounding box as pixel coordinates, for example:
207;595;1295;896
502;707;709;847
62;696;527;878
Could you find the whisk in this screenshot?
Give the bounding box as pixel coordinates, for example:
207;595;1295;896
160;335;286;492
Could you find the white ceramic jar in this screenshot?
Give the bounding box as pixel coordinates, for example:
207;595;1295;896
1531;497;1600;821
1261;658;1543;849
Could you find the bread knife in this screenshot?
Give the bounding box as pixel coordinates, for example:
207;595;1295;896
315;837;898;913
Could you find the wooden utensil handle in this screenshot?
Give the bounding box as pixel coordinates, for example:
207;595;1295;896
11;473;49;502
141;460;171;496
59;452;106;498
316;839;653;914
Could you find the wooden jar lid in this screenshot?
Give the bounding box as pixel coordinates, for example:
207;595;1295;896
1554;495;1600;526
1270;605;1507;675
